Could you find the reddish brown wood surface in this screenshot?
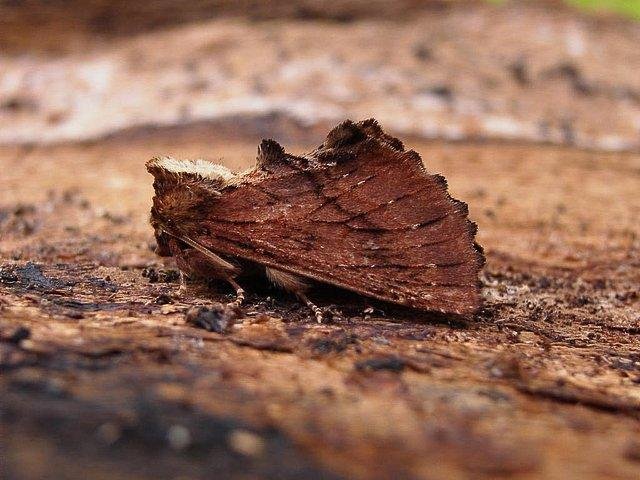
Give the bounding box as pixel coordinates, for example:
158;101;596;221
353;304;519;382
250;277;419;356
2;128;639;479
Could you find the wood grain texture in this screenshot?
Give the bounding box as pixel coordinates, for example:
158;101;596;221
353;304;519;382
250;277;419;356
3;132;640;480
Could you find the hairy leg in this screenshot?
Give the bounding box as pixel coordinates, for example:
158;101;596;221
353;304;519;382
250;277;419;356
265;267;323;323
226;277;245;307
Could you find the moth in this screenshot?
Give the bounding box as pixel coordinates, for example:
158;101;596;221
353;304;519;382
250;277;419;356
147;119;484;321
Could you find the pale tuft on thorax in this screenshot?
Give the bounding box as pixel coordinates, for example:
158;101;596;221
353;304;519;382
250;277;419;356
147;156;235;183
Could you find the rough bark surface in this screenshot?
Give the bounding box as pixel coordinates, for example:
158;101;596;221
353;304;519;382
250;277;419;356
1;125;639;479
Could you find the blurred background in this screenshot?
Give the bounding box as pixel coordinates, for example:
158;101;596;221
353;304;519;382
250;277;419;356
2;0;640;149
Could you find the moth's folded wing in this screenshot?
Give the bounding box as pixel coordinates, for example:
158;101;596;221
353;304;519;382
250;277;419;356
197;135;483;315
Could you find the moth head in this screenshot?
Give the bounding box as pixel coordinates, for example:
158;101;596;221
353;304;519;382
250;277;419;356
146;156;235;251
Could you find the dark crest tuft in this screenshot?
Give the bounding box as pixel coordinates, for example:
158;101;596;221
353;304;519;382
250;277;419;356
357;118;404;151
324;120;367;149
257;139;286;167
358;118;384;137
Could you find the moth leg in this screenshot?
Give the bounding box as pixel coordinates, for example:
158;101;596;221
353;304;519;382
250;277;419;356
178;271;189;296
227;277;245;307
265;267;323;323
297;291;323;324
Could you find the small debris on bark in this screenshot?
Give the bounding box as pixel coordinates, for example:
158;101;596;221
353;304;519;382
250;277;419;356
185;303;242;333
153;293;173;305
141;267;180;283
2;326;31;344
355;356;406;372
305;331;358;356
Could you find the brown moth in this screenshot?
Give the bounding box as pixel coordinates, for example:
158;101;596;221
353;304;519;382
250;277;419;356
146;119;484;321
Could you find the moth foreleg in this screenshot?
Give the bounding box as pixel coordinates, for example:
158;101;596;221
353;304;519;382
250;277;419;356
178;270;189;295
226;277;245;307
265;267;323;323
297;291;324;324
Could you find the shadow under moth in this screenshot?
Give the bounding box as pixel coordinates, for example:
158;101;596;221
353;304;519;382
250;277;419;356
147;119;484;322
